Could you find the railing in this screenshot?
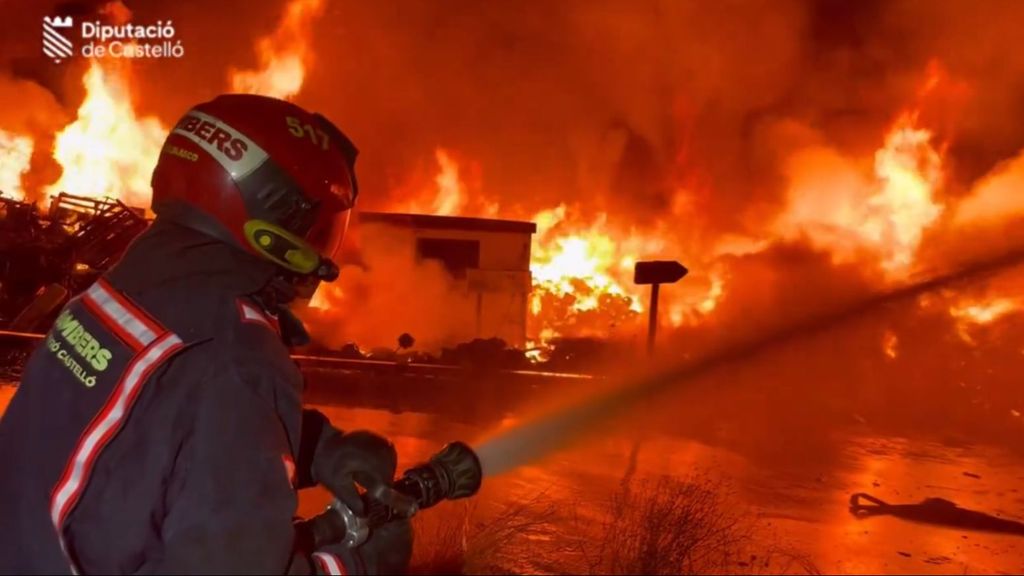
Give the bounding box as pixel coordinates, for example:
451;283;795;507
0;329;595;382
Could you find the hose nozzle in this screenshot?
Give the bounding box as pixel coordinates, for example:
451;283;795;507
393;441;483;510
301;441;483;550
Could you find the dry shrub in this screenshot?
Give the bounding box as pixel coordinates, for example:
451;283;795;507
577;472;820;575
409;492;559;575
406;465;818;575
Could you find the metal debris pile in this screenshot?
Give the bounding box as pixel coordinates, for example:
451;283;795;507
0;192;147;331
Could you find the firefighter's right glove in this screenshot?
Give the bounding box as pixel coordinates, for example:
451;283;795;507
297;410;398;516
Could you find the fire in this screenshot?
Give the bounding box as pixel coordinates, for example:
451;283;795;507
38;0;324;209
529;205;641;317
383;151;727;342
0;131;34;201
393;148;500;217
432;149;464;215
870;112;945;270
775;112;945;276
229;0;326;100
309;283;339;310
532;234;636;313
949;297;1022;327
697;273;724;315
419;148;468;215
882;330;899;359
45;61;167;208
948;296;1023;345
527;205;676;340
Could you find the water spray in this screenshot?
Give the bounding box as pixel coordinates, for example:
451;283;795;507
474;244;1024;476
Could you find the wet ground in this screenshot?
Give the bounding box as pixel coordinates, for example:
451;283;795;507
2;382;1023;574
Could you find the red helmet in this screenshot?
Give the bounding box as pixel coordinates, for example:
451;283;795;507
151;94;358;285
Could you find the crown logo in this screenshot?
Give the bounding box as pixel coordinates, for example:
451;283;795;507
44;16;73;28
43;15;74;63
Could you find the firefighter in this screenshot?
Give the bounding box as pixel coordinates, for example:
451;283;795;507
0;94;411;575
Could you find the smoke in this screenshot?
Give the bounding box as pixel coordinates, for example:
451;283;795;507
300;223;479;351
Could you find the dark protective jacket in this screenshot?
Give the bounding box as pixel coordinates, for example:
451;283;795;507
0;220;347;575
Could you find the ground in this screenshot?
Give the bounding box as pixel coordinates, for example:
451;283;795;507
3;383;1022;574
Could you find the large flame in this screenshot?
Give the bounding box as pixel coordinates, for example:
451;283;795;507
775;111;945;276
869;112;945;270
0;131;34;201
229;0;326;100
397;148;469;215
19;44;1024;358
383;150;727;343
40;0;325;209
45;61;167;208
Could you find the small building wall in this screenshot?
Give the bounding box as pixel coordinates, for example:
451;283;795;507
358;212;535;348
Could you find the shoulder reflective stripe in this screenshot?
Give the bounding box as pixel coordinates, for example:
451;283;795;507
312;552;346;575
172;110;269;181
238;299;280;334
49;332;184;532
239;302;271;326
83;281;159;350
96;279;163;335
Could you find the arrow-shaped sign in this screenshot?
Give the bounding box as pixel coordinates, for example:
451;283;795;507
633;260;688;285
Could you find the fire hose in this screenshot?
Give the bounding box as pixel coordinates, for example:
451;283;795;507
295;441;483;551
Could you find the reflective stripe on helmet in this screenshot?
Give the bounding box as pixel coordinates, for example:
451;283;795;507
171;110;269;181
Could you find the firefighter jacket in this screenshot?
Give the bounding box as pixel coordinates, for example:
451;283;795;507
0;219;351;575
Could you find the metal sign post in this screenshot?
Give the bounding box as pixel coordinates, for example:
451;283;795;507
633;260;688;354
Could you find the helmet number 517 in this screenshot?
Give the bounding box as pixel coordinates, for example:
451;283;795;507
286;116;330;151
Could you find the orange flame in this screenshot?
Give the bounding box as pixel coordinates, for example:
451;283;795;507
378;149;728;343
870;112;945;270
948;296;1023;345
775;112;945;276
0;130;34;201
393;148;500;217
950;297;1021;326
229;0;326;100
45;61;167;208
882;330;899;359
418;148;467;215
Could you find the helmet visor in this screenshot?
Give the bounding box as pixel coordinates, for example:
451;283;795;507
306;207;351;273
